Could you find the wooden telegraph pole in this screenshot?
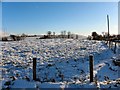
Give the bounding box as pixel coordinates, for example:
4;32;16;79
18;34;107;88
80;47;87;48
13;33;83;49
114;42;117;54
89;55;94;82
33;58;36;80
107;15;110;48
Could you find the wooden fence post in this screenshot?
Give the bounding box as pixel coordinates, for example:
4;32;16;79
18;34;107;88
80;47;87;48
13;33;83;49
33;58;36;80
114;42;117;54
89;55;94;82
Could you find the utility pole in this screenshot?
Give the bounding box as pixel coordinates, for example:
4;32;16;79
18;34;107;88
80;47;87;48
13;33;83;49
33;58;36;80
89;55;94;82
107;15;110;48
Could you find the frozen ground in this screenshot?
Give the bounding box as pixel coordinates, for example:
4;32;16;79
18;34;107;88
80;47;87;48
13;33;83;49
0;38;120;89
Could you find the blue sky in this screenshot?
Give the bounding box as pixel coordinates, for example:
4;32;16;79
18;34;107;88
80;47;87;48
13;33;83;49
2;2;118;36
118;1;120;34
0;2;2;30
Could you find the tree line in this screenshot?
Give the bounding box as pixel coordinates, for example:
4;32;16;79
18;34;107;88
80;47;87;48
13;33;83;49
39;30;79;39
1;33;27;41
88;31;120;41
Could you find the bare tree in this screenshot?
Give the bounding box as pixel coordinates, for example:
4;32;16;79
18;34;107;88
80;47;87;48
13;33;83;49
76;34;78;39
53;32;55;38
53;32;55;35
47;31;52;37
92;32;98;40
10;35;16;41
21;33;27;40
61;31;64;38
63;30;66;38
67;31;71;38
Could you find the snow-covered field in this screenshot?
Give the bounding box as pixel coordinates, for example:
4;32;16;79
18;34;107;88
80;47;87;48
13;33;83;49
0;38;120;89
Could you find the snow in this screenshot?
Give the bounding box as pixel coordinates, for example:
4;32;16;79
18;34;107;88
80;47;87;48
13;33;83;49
11;80;36;88
1;38;120;89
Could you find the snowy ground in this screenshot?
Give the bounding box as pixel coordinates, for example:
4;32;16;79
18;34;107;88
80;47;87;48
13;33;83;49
0;38;120;89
